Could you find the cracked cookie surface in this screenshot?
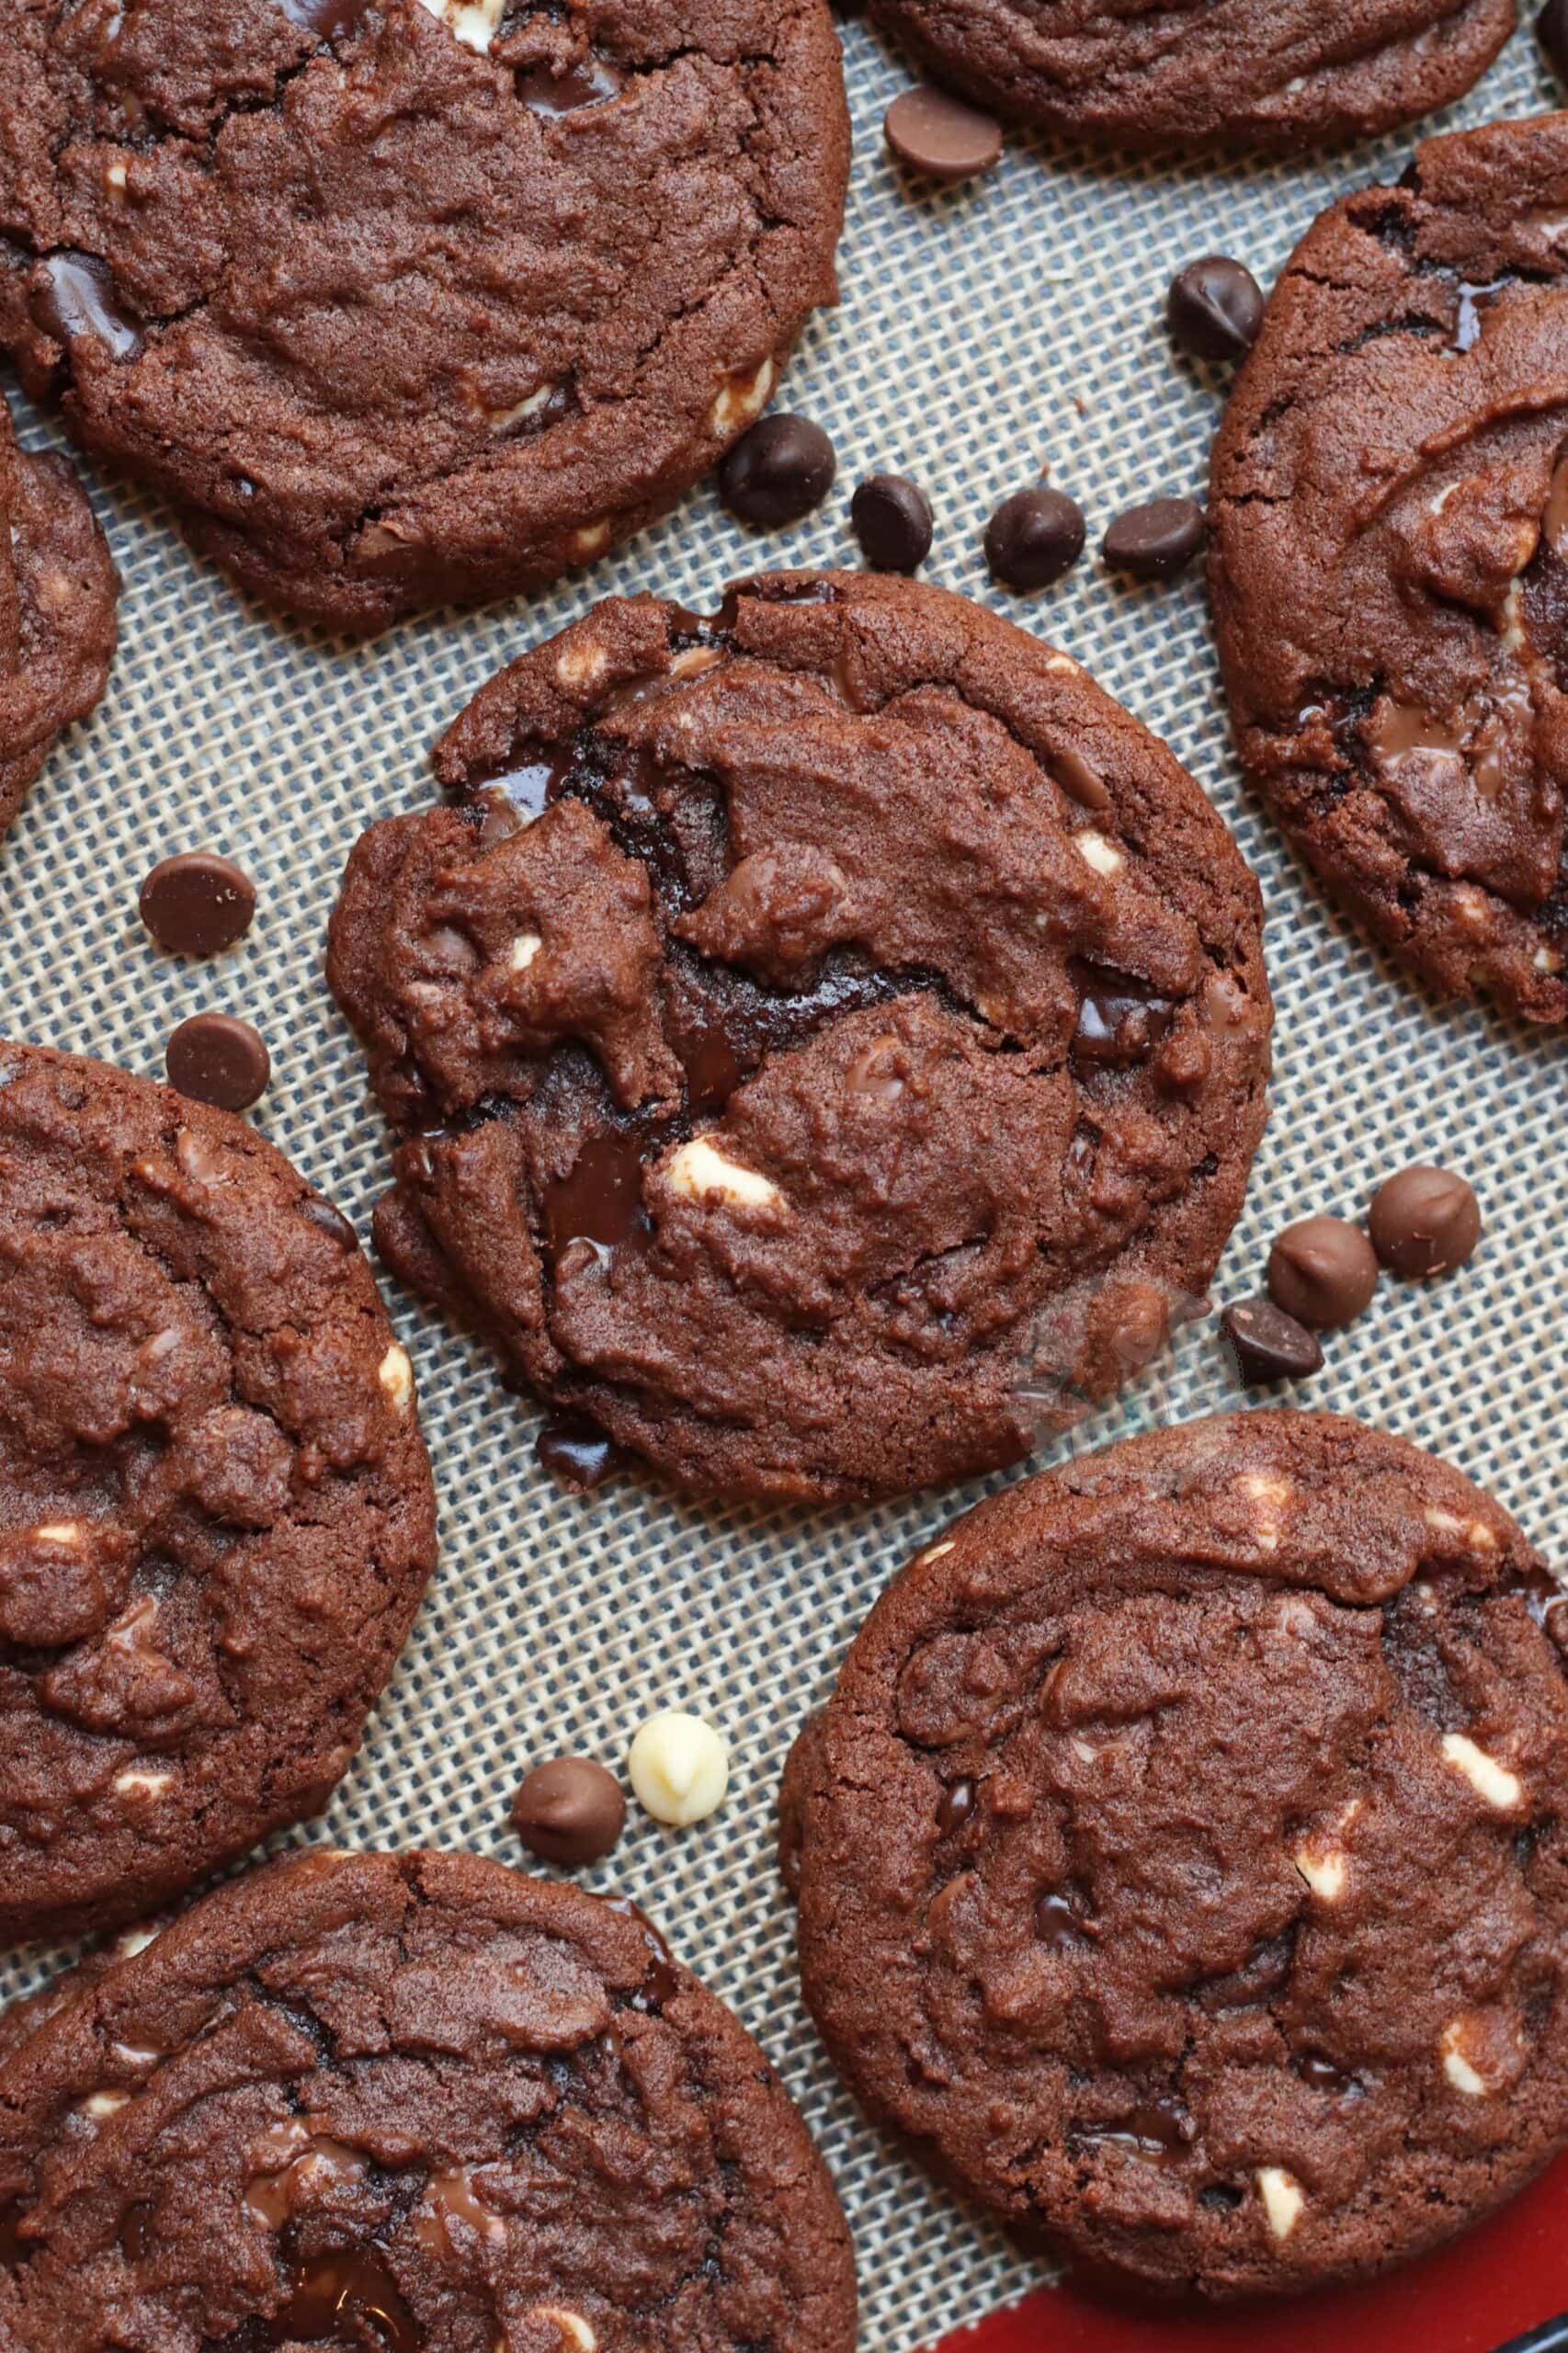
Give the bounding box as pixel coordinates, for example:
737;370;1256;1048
0;1846;858;2352
866;0;1514;154
0;0;847;631
781;1412;1568;2297
0;1044;437;1944
0;395;117;841
328;571;1271;1504
1210;114;1568;1026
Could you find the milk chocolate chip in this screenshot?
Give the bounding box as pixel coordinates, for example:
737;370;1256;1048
1267;1216;1378;1330
511;1757;626;1867
1368;1166;1482;1279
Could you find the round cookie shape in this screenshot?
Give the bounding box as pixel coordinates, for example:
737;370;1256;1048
327;570;1272;1503
782;1412;1568;2297
0;399;118;842
865;0;1514;155
0;1847;858;2353
0;0;848;632
0;1044;437;1944
1210;115;1568;1026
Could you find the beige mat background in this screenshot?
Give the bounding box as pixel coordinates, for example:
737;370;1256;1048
3;15;1566;2347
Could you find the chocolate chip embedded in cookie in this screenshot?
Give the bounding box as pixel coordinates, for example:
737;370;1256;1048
0;1044;437;1944
865;0;1514;154
327;570;1271;1504
0;1847;858;2353
0;399;118;843
783;1412;1568;2298
0;0;847;632
1210;116;1568;1026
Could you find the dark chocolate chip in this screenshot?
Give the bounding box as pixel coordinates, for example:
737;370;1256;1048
1221;1297;1324;1385
936;1778;975;1834
511;1756;626;1867
884;85;1003;182
719;415;836;529
851;473;934;574
1267;1216;1378;1331
139;851;256;958
1367;1165;1482;1279
1540;0;1568;81
984;486;1085;592
536;1411;623;1491
1102;497;1206;582
302;1197;358;1250
164;1013;270;1112
1167;256;1266;363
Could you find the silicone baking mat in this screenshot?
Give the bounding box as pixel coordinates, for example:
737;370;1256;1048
3;14;1567;2349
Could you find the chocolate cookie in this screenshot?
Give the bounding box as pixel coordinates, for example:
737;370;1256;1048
0;1044;437;1944
866;0;1514;155
0;0;847;632
782;1412;1568;2297
1210;116;1568;1026
327;571;1271;1504
0;398;117;842
0;1846;858;2351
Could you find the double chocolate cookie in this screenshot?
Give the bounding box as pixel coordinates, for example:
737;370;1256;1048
328;571;1271;1504
0;0;847;631
0;397;117;842
782;1413;1568;2297
0;1847;858;2351
867;0;1514;156
1211;115;1568;1026
0;1044;437;1944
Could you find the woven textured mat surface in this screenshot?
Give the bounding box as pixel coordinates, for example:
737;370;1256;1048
3;17;1566;2347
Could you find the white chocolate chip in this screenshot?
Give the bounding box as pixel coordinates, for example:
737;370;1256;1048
1044;653;1079;674
510;932;543;972
1500;580;1528;654
1256;2165;1303;2239
556;640;609;689
116;1927;159;1958
34;1521;80;1546
920;1540;956;1563
669;646;723;681
1535;945;1564;974
105;161;129;195
1241;1471;1292;1552
416;0;504;49
110;2042;162;2067
1440;2020;1489;2097
81;2089;131;2119
570;520;611;560
1440;1732;1522;1812
485;382;557;434
378;1343;414;1413
1070;1737;1098;1765
665;1135;782;1212
114;1768;173;1798
628;1711;729;1826
526;2313;597;2353
1452;884;1493;933
1292;1842;1348;1904
709;357;775;438
1075;830;1124;877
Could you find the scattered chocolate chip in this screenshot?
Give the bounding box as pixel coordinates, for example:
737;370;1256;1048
1167;256;1266;362
1368;1165;1482;1279
1102;496;1206;582
851;473;933;574
1267;1216;1379;1331
884;85;1003;182
1540;0;1568;80
984;485;1085;592
718;415;836;528
511;1756;626;1868
138;851;256;958
302;1197;358;1251
164;1013;270;1112
1221;1297;1324;1385
535;1411;622;1491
